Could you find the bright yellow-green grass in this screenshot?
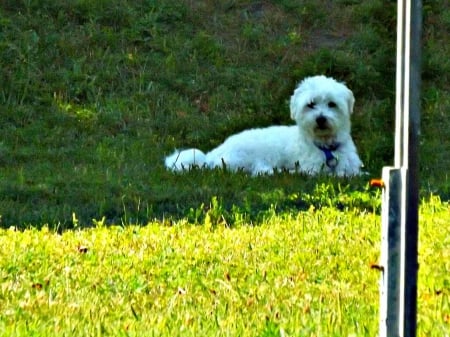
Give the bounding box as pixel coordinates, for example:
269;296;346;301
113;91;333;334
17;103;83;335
1;197;448;336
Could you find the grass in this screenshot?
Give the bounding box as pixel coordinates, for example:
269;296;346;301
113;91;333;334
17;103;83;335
0;0;449;226
0;0;449;335
0;197;449;336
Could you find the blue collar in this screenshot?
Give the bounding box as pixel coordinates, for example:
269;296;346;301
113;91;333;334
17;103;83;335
316;143;340;169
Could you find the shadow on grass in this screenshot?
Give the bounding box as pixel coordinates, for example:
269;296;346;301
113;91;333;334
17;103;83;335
0;166;380;230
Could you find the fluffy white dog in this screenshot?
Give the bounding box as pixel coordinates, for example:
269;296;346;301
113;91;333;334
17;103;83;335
165;75;362;176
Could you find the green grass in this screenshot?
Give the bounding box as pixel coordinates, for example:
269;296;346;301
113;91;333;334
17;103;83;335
0;0;449;226
0;197;449;336
0;0;449;335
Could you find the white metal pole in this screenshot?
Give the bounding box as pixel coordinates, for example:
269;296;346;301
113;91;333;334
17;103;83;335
401;0;421;334
395;0;405;168
378;1;421;337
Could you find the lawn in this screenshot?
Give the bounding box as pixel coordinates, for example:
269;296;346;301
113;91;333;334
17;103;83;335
0;0;449;335
1;198;449;336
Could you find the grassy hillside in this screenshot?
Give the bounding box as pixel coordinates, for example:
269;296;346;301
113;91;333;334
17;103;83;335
0;0;449;226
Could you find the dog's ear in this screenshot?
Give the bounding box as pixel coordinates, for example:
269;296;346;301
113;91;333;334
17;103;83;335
346;88;355;114
290;87;308;121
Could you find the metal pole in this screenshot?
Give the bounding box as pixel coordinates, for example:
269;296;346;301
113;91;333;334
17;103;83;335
394;0;406;168
376;1;421;337
400;0;421;335
378;167;402;337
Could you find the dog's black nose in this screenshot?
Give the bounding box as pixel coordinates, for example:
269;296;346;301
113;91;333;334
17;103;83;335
316;116;327;129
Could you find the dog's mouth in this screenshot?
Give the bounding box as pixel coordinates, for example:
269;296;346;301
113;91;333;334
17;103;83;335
314;130;335;144
315;125;330;132
314;126;332;136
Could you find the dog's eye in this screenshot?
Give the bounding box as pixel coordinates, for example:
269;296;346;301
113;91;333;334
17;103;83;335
328;101;337;108
307;102;316;109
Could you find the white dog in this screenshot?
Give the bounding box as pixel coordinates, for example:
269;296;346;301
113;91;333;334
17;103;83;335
165;75;362;176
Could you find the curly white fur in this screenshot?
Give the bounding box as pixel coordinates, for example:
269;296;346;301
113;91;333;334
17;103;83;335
165;75;362;176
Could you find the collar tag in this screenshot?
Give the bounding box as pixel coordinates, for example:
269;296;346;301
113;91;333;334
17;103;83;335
316;143;339;169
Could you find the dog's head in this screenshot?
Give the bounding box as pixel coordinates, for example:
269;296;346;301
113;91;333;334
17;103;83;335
290;75;355;144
